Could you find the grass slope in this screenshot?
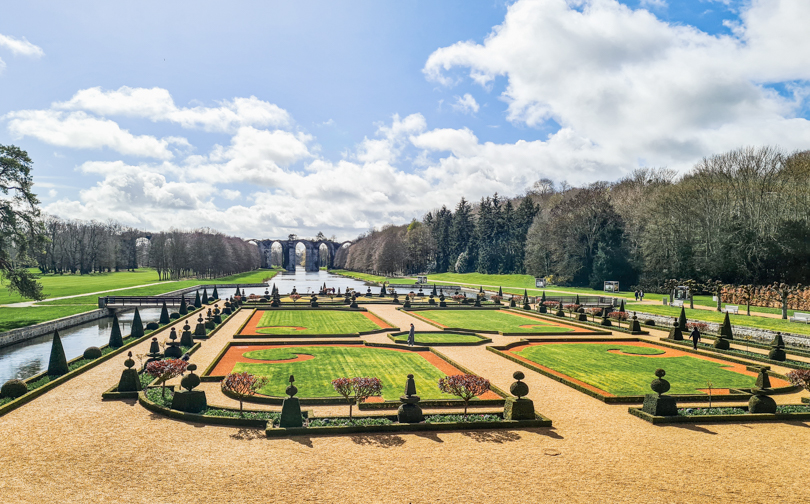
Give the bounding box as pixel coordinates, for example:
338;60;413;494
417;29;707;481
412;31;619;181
514;343;757;395
235;346;451;400
414;309;572;333
0;306;101;333
627;303;810;337
329;270;418;285
255;310;382;334
390;332;483;344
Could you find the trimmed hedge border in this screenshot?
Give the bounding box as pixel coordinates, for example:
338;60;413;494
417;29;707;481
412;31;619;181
386;331;492;346
486;338;785;404
191;305;238;340
265;413;552;437
672;331;810;359
235;333;364;339
232;308;257;336
0;307;204;417
400;306;502;312
660;338;810;370
629;406;810;425
101;341;203;400
138;388;271;428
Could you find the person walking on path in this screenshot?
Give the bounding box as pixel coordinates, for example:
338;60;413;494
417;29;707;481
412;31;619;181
407;324;415;346
640;290;644;301
690;326;701;350
634;290;639;301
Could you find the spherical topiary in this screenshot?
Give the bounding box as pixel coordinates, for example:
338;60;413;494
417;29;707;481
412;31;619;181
1;379;28;399
655;369;666;378
650;369;670;396
146;322;160;331
180;364;200;392
170;312;180;320
645;320;656;326
748;393;776;414
510;371;529;399
83;346;102;359
714;338;730;350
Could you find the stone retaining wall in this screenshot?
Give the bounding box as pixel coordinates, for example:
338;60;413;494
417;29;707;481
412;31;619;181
0;308;112;349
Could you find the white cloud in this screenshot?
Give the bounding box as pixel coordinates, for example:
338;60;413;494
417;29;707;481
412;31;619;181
220;189;241;200
0;33;44;57
4;110;182;159
451;93;480;114
640;0;667;9
423;0;810;177
54;86;290;133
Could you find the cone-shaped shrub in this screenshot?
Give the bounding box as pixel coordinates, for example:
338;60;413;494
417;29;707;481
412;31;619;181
575;294;580;304
159;301;170;325
131;307;145;339
108;314;124;348
202;288;209;305
678;306;687;332
619;299;625;312
47;330;69;376
541;291;546;303
719;311;734;339
179;295;188;315
498;286;503;297
212;286;219;299
194;291;201;308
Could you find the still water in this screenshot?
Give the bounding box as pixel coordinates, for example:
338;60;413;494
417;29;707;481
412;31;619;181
0;269;445;384
0;308;162;383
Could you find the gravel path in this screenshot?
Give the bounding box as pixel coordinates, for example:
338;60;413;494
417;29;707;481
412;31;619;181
0;304;808;503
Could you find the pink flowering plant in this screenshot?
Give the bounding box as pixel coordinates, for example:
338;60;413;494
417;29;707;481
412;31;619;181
438;374;491;419
332;377;383;418
146;359;188;399
222;372;269;414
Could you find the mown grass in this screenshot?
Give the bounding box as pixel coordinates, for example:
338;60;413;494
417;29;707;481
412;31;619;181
235;346;453;400
627;303;810;336
412;309;573;333
0;268;166;304
254;310;383;334
0;306;101;332
329;270;418;285
390;332;483;344
514;343;757;395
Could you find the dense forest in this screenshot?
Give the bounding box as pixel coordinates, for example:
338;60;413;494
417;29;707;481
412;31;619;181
335;146;810;291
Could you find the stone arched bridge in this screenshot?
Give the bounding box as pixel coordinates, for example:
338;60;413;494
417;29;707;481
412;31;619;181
255;239;350;272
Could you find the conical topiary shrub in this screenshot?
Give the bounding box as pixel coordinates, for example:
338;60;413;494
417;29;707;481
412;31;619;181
678;306;687;333
619;299;625;312
194;291;201;308
47;330;69;377
159;301;170;325
498;286;503;297
202;288;209;305
108;314;124;348
719;311;734;340
768;332;786;361
131;307;145;339
575;294;580;305
523;289;530;309
212;286;219;299
179;295;188;315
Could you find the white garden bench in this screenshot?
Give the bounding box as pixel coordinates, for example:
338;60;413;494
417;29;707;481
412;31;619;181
790;312;810;323
724;305;739;314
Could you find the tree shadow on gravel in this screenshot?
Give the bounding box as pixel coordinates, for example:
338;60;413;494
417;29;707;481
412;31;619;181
461;430;521;443
663;424;717;435
290;436;314;448
414;432;444;443
350;434;406;448
230;428;265;440
526;427;564;439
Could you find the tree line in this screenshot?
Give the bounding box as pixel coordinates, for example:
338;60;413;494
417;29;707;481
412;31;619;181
336;146;810;292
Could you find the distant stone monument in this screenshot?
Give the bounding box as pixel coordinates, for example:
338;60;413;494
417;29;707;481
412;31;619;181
504;371;535;420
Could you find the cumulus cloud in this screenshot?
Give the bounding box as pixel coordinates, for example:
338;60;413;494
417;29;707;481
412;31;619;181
54;86;290;133
4;110;183;159
451;93;480;114
423;0;810;176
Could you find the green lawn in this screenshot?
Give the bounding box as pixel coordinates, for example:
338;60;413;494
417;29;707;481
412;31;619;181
513;343;757;395
235;346;452;400
627;303;810;337
413;309;573;333
254;310;383;334
0;306;100;332
390;332;484;344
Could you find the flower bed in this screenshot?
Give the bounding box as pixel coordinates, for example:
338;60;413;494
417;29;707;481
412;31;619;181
630;404;810;424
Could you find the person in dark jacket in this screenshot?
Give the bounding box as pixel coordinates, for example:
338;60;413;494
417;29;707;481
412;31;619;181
407;324;415;346
690;327;701;350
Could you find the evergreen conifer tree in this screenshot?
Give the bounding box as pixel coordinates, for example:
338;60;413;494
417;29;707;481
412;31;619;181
678;307;688;333
212;286;219;299
131;307;145;339
719;312;734;339
194;291;201;308
108;314;124;348
179;294;188;315
202;287;209;304
47;329;69;376
159;301;170;324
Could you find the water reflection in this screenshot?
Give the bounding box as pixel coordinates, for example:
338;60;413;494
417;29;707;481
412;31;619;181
0;307;162;383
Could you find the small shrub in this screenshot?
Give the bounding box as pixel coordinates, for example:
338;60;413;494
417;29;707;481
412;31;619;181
438;374;490;419
146;359;188;399
332;377;383;419
170;312;180;320
222;372;269;414
145;322;160;331
645;319;656;326
1;379;28;399
83;346;102;359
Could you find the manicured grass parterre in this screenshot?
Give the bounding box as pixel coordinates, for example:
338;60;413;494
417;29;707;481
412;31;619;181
329;270;418;285
389;332;484;345
0;306;102;333
232;345;468;401
253;310;385;335
410;309;574;333
511;342;759;396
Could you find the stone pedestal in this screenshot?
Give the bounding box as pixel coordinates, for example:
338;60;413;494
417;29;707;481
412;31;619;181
714;337;730;350
117;368;142;393
397;400;424;423
280;397;303;428
641;394;678;416
171;390;207;414
749;393;776;414
504;398;535;420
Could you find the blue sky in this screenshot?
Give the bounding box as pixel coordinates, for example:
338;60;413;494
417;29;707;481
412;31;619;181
1;0;809;240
